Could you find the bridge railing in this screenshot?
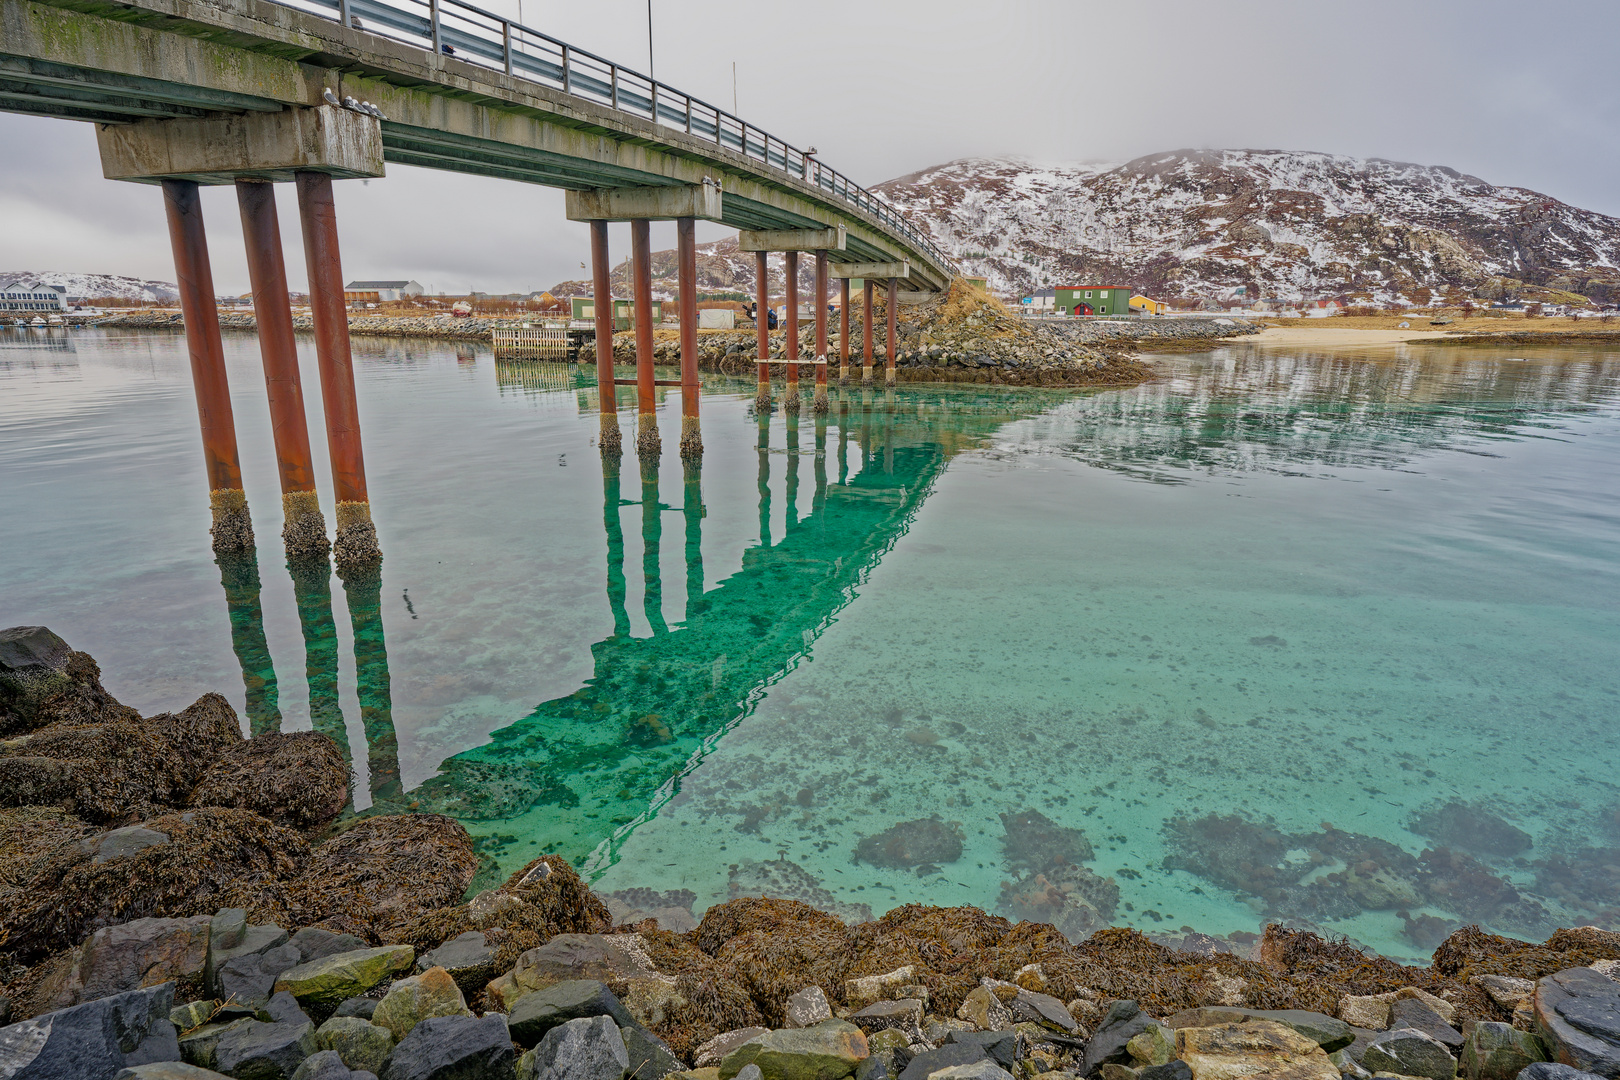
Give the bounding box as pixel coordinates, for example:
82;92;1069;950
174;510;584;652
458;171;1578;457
277;0;958;275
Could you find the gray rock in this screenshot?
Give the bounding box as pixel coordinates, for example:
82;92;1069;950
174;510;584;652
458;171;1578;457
205;912;289;1000
217;945;302;1010
507;981;634;1047
378;1014;516;1080
1533;968;1620;1079
927;1065;1015;1080
618;1023;682;1080
0;625;71;676
314;1016;393;1074
1012;989;1079;1034
178;1018;253;1070
413;933;496;994
0;983;178;1080
1085;1001;1161;1075
116;1066;232;1080
56;916;213;1010
851;999;923;1035
943;1029;1019;1069
1516;1066;1607;1080
897;1041;990;1080
1362;1028;1459;1080
1331;1047;1373;1080
1167;1007;1356;1054
1461;1023;1548;1080
1139;1062;1193;1080
692;1027;770;1068
1392;998;1465;1051
214;1020;317;1080
261;993;312;1027
87;826;172;864
521;1015;625;1080
734;1068;763;1080
290;930;369;965
786;986;834;1028
1;995;10;1026
332;1001;378;1022
853;1056;889;1080
291;1051;357;1080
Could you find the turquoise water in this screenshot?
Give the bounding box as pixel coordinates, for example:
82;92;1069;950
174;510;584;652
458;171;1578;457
3;327;1618;962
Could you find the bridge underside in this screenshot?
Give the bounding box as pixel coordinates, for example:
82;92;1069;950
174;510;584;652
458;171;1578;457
0;0;951;288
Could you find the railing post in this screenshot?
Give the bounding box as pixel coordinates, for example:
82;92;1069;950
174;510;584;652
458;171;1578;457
339;0;350;28
429;0;441;54
714;108;721;145
610;65;618;109
650;82;658;123
685;96;692;134
502;21;511;75
562;44;571;93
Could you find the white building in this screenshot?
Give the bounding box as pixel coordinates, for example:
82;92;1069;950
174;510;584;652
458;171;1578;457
1;281;69;312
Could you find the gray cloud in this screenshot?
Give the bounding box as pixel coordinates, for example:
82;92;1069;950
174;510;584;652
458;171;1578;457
3;0;1616;293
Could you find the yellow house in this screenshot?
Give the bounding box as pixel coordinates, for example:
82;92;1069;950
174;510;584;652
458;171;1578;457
1129;294;1166;315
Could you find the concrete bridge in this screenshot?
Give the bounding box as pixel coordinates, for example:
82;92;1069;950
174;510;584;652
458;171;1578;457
1;0;959;561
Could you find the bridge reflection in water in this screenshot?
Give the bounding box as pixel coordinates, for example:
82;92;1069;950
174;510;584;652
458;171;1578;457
411;379;1071;879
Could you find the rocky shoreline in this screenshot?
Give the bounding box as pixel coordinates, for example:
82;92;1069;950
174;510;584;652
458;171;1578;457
8;625;1615;1080
91;287;1261;391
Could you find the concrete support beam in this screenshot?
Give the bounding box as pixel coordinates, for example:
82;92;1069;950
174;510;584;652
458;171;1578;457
98;105;384;184
828;260;911;280
737;225;845;252
565;181;721;222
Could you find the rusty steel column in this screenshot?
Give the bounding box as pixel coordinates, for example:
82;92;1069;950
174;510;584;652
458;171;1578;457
591;220;621;456
676;216;702;461
861;279;875;385
783;250;800;411
838;277;851;385
812;250;829;413
631;218;660;459
886;277;899;386
236;180;327;557
295;171;379;568
162;179;253;553
754;250;771;411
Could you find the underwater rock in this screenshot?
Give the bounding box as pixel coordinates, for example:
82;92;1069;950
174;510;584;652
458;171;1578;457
727;858;874;925
188;733;349;834
996;863;1120;943
854;817;965;870
600;889;699;934
999;809;1094;874
1531;847;1620;921
411;760;579;821
1409;802;1532;859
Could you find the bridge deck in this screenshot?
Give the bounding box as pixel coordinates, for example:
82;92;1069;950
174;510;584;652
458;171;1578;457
0;0;955;287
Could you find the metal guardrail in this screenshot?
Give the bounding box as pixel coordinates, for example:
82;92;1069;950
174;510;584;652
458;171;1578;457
274;0;958;276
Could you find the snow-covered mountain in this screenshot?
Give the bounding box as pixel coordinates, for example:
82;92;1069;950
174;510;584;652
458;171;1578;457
874;150;1620;306
0;271;177;302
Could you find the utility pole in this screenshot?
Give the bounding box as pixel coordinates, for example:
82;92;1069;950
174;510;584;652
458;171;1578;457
647;0;654;81
732;61;737;114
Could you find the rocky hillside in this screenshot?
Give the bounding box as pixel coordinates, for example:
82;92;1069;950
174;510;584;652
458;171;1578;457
547;237;823;302
874;150;1620;306
0;270;178;302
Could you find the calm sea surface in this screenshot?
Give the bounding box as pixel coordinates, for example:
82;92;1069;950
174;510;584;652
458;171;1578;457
3;327;1617;961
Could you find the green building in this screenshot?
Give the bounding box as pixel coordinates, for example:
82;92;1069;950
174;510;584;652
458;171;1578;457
1055;286;1131;316
570;296;663;330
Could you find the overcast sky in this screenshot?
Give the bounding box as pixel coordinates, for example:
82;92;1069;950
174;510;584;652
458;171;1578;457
3;0;1617;294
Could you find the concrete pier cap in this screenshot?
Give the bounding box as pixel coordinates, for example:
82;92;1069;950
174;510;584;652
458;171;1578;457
97;104;385;184
827;260;911;280
737;224;845;252
565;179;722;222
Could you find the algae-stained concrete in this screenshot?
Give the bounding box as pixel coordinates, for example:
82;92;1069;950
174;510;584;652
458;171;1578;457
6;0;951;288
98;103;385;184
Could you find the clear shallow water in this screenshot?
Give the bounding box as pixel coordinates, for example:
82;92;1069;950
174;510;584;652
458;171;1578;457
3;327;1618;962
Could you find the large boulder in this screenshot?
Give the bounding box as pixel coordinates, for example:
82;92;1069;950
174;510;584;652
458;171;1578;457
213;1019;318;1080
414;932;497;995
0;983;179;1080
0;630;131;735
508;981;636;1047
286;816;477;940
2;810;307;963
314;1015;394;1073
486;935;660;1013
1167;1008;1354;1053
1175;1021;1340;1080
273;946;416;1011
896;1042;990;1080
1084;1000;1169;1075
1533;968;1620;1078
520;1015;628;1080
47;915;213;1009
378;1014;515;1080
719;1026;869;1080
369;967;470;1042
1361;1028;1459;1080
1460;1022;1548;1080
188;734;349;833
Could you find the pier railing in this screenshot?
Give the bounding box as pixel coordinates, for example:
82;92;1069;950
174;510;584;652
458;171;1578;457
273;0;958;276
